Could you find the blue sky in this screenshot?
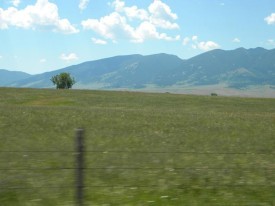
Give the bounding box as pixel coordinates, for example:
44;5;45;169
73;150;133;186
0;0;274;74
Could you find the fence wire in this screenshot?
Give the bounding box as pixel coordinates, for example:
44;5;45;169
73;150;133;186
0;149;274;190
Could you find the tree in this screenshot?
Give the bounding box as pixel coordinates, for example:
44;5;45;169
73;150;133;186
51;72;75;89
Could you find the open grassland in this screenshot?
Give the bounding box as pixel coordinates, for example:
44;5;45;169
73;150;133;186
0;87;274;205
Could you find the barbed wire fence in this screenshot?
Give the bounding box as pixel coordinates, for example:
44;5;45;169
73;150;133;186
0;129;274;205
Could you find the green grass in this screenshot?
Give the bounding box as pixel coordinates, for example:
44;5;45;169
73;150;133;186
0;87;274;205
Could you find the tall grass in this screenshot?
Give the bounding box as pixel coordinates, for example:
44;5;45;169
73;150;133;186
0;87;274;205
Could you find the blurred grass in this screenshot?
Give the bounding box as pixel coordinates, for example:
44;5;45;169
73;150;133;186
0;87;274;205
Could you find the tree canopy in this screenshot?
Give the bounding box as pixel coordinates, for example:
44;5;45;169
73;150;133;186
51;72;75;89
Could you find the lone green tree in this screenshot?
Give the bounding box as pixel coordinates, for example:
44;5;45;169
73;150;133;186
51;72;75;89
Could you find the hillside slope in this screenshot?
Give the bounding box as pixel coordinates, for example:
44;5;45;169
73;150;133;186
7;47;275;90
0;69;31;86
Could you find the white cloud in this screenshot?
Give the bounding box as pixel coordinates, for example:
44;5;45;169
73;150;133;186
148;0;179;29
40;58;46;63
82;12;136;40
91;37;107;45
265;13;275;25
232;38;241;43
60;53;79;61
124;6;149;21
192;35;198;41
133;21;179;43
82;0;179;43
0;0;79;34
111;0;125;12
79;0;89;10
268;39;275;46
82;12;179;43
182;37;190;46
191;44;197;49
148;0;177;20
149;16;179;30
197;41;220;51
112;0;148;20
11;0;21;7
174;35;181;41
112;0;179;29
183;35;220;51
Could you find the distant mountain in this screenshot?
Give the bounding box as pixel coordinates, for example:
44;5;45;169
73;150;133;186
9;53;184;89
6;47;275;90
179;47;275;88
0;69;31;86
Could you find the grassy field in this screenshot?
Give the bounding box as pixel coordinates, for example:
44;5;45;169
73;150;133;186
0;87;274;205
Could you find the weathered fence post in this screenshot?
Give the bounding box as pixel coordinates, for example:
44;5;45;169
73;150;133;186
75;128;85;206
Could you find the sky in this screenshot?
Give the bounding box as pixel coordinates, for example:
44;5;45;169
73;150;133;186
0;0;274;74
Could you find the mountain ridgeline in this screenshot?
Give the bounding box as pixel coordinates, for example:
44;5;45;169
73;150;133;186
2;47;275;89
0;69;31;86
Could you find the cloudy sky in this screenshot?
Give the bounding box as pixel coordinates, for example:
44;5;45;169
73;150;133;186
0;0;274;74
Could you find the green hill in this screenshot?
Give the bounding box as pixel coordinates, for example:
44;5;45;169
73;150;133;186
0;88;274;205
6;48;275;91
0;69;31;86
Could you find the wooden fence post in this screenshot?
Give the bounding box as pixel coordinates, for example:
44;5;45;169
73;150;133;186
75;128;85;206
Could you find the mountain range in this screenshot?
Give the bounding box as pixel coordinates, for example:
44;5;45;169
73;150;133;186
1;47;275;94
0;69;31;86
